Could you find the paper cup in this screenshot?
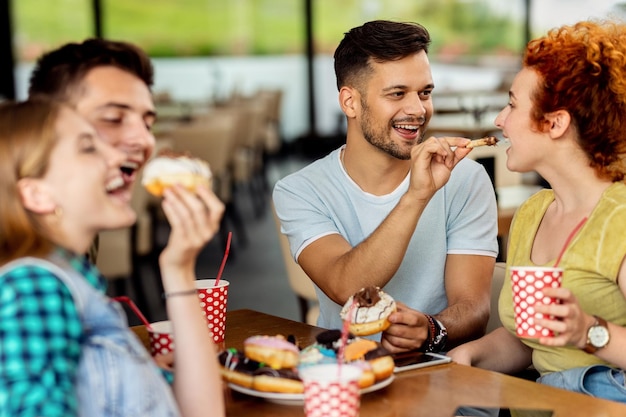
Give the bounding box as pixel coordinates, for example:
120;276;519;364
511;266;563;338
300;364;362;417
195;279;229;347
148;320;174;356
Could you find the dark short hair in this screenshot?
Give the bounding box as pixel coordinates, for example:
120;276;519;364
28;38;154;102
334;20;431;91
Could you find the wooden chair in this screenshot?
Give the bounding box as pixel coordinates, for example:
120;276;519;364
169;113;247;248
486;262;506;334
271;204;319;325
230;101;269;218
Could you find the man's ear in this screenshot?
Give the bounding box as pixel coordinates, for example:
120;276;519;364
546;109;571;138
17;178;56;214
339;86;359;118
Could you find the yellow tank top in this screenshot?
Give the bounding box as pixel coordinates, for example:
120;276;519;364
499;182;626;375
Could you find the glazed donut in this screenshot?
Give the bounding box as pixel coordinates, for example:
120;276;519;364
348;360;376;388
315;329;355;350
243;335;299;369
340;286;396;336
298;344;337;367
217;348;261;388
252;367;304;394
343;338;394;381
298;343;376;389
141;149;212;197
363;346;395;381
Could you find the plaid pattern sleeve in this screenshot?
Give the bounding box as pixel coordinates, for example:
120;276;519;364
0;263;84;417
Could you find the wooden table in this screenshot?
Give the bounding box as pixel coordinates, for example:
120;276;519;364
132;310;626;416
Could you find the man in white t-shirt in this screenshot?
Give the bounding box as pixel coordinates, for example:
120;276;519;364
273;20;498;354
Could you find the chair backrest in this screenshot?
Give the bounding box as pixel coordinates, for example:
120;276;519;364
167;113;239;204
486;262;507;333
171;114;238;177
271;204;318;324
96;229;131;279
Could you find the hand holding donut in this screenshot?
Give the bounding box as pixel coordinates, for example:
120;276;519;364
142;150;225;282
380;302;430;354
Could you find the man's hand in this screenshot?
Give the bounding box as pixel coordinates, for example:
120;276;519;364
408;137;472;202
380;302;430;353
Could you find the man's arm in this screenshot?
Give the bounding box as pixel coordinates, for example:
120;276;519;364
379;254;494;353
298;190;426;305
437;253;494;348
298;137;473;305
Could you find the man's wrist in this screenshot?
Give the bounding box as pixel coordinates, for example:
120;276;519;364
423;314;448;353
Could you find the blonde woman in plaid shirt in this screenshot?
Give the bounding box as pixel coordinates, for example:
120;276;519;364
0;99;225;417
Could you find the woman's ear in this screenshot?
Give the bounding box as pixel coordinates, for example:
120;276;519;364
17;178;56;214
546;109;571;138
339;86;359;118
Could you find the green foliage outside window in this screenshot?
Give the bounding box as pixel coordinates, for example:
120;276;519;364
13;0;523;62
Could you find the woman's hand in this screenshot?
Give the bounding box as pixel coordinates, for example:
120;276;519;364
158;184;225;284
154;352;175;372
534;287;595;349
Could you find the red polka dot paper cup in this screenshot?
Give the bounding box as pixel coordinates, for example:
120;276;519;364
195;279;229;349
300;364;362;417
148;320;174;356
511;266;563;338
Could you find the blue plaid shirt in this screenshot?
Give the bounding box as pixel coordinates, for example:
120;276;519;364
1;248;178;416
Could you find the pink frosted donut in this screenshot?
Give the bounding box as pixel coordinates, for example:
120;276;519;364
244;335;299;369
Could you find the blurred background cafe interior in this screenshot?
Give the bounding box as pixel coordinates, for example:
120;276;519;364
1;0;625;325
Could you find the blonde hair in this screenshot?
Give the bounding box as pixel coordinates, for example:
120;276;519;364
0;99;63;264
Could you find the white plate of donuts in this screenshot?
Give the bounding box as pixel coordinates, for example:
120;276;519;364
219;330;397;406
228;374;395;406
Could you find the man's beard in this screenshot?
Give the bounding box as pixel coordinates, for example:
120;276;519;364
360;98;424;161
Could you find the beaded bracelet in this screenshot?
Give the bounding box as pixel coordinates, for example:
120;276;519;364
424;314;437;352
163;289;197;299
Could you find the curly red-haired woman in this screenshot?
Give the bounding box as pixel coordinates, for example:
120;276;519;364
450;20;626;404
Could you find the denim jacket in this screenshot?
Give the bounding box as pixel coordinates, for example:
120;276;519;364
3;255;180;417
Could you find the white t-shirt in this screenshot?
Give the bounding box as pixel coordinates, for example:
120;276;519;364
273;146;498;334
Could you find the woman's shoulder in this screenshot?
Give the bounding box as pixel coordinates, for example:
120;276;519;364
519;187;553;208
0;257;74;298
603;182;626;203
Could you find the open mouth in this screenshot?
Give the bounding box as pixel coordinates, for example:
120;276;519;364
392;122;422;139
119;161;139;186
105;176;125;193
393;123;419;133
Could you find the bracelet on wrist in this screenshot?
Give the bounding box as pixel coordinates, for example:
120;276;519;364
423;314;437;352
163;289;197;299
423;314;448;353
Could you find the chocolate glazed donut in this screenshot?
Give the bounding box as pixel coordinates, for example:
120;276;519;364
218;349;261;388
252;367;304;394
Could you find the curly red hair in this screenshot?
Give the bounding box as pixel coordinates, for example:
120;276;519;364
524;20;626;181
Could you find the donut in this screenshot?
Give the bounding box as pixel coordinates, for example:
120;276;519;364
315;329;355;350
363;346;395;381
340;286;396;336
347;360;376;388
298;343;376;389
298;330;393;386
243;335;299;369
217;348;261;388
343;338;394;381
252;367;304;394
141;149;212;197
298;344;337;367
